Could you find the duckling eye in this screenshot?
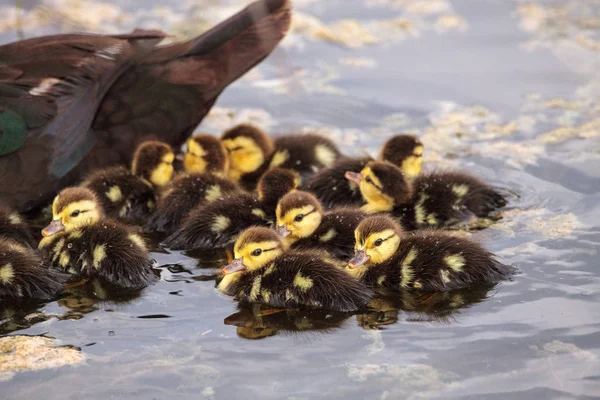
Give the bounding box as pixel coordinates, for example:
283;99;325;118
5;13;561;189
365;176;373;183
374;238;383;247
294;214;304;222
251;249;262;256
70;210;80;218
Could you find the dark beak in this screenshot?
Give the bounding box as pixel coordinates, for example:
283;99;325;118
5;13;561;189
42;219;65;237
275;225;291;238
223;258;247;274
345;171;363;186
348;250;370;269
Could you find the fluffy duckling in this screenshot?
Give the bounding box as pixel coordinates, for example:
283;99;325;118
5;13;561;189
145;135;238;235
0;203;36;248
346;161;506;229
346;215;515;291
164;168;298;251
217;227;372;312
221;124;341;190
0;238;66;301
39;188;156;289
304;135;423;208
82;141;175;224
275;191;367;259
182;134;230;175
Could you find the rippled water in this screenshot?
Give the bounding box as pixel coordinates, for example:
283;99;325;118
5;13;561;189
2;0;600;398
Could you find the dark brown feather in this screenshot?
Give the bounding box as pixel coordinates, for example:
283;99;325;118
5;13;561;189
0;203;37;248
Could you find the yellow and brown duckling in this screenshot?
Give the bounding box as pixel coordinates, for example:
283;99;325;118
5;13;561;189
275;191;367;259
346;215;515;291
221;123;341;191
0;203;37;248
304;134;423;208
145;135;238;235
345;161;507;230
164;168;298;251
0;237;67;301
217;227;372;312
39;187;156;289
82;141;175;224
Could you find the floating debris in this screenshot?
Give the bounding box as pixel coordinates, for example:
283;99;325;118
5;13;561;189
0;336;84;381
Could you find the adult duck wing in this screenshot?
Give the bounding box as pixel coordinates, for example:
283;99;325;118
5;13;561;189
0;31;166;211
88;0;292;174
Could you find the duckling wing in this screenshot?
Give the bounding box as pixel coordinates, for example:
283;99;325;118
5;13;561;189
145;173;239;235
303;157;371;209
0;31;167;212
163;193;272;250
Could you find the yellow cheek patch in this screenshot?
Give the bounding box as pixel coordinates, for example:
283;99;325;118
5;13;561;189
400;247;418;289
269;149;289;168
359;167;394;213
250;276;262;301
93;245;107;269
319;229;337;242
60;201;97;220
293;272;313;292
0;263;14;284
106;186;122;203
7;213;22;224
444;254;465;272
205;185;222;203
452;184;469;198
401;156;422;179
128;234;146;250
184;140;208;173
211;215;231;233
59;251;70;268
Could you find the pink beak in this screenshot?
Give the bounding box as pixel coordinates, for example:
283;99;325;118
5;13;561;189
223;258;247;274
348;250;370;269
42;219;65;237
275;225;291;238
345;171;363;186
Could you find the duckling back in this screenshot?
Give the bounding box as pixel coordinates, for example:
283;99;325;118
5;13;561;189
0;238;66;301
0;204;36;248
235;250;372;312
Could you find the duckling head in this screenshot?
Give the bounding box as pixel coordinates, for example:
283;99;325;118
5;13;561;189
223;227;284;275
221;124;274;182
183;134;229;175
379;135;423;179
258;168;300;211
345;161;412;214
131;141;175;187
275;191;322;245
348;215;402;271
42;187;102;236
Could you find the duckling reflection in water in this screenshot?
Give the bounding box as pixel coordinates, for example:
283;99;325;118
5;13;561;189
224;302;353;340
356;284;496;330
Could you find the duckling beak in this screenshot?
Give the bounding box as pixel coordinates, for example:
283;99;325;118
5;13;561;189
275;225;291;238
345;171;363;186
348;250;369;269
176;153;185;162
41;219;65;237
223;258;247;274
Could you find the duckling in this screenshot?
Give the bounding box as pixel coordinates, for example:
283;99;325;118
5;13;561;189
221;124;341;190
182;134;230;176
0;237;66;301
145;135;238;235
82;141;175;224
275;191;367;259
38;187;156;289
0;203;36;248
345;161;507;229
346;215;515;291
217;227;372;312
304;134;423;208
164;168;298;251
